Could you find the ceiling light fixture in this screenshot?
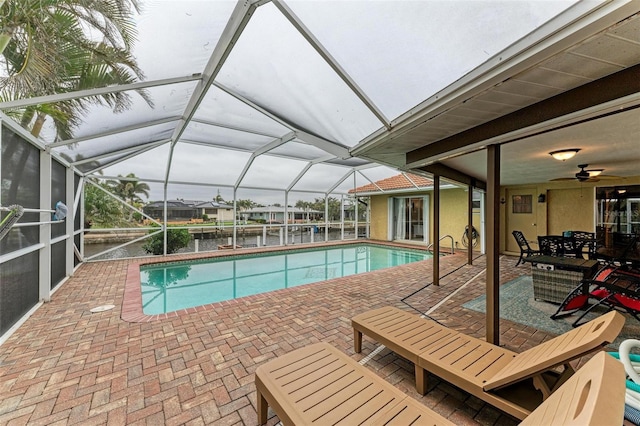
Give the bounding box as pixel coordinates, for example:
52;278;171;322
587;169;603;177
549;148;580;161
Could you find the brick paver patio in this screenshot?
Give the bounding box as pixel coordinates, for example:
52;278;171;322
0;243;617;425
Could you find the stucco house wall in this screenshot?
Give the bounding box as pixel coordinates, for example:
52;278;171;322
435;189;482;250
501;176;640;254
369;196;389;240
367;188;482;250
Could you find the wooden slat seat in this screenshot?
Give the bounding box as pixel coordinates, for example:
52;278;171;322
352;306;625;420
519;351;624;426
255;342;455;426
254;344;625;426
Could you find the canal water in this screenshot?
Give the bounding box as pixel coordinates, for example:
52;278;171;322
84;229;357;260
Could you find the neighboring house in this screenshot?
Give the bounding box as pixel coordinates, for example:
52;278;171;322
349;173;483;250
242;206;323;223
193;201;234;222
143;199;233;222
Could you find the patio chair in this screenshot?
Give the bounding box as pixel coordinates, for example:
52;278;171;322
255;343;624;426
352;306;625;420
512;230;540;266
571;231;597;259
538;235;565;256
552;263;640;327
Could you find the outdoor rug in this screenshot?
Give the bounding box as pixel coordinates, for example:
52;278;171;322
462;275;640;350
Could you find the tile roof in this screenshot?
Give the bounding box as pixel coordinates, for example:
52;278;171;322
349;173;433;194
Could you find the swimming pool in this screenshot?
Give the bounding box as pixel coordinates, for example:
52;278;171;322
140;244;432;314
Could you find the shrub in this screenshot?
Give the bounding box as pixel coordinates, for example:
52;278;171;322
202;214;209;222
142;227;191;255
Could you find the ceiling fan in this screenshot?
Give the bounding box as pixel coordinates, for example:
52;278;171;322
550;164;620;182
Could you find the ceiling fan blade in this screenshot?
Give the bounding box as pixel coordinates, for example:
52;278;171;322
595;174;622;180
549;177;577;182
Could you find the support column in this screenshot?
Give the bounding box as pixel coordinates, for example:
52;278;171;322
354;173;358;240
486;145;501;345
233;189;237;248
433;174;440;286
79;177;85;259
39;151;52;302
162;182;168;256
468;184;473;265
65;167;74;276
340;194;345;240
284;191;289;245
324;195;329;241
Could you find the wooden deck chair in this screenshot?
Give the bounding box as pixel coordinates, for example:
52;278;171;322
519;351;624;426
352;306;625;420
254;344;624;425
255;342;455;426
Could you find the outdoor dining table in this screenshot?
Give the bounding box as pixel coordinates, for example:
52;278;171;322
523;255;599;304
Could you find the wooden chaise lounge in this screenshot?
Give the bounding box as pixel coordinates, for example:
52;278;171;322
352;306;625;420
255;342;455;425
255;342;624;425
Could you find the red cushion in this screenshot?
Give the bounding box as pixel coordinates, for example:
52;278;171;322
591;288;611;299
595;268;616;281
613;294;640;311
562;295;589;311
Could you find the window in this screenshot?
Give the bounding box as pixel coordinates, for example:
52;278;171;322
512;195;532;214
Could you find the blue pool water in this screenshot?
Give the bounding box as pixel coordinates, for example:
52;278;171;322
140;244;432;314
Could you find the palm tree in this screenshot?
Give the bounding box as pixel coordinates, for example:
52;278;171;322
0;0;150;140
1;1;150;207
108;173;150;206
106;173;149;223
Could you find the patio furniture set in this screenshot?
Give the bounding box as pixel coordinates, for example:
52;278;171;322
255;305;626;425
513;230;640;327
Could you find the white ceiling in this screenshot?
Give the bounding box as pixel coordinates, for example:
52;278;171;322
442;108;640;186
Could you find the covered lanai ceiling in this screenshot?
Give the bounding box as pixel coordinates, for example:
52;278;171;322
2;1;639;198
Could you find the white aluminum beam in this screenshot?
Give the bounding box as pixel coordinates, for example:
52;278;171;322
213;81;295;131
234;132;296;189
294;130;350;159
50;116;180;148
402;172;421;189
168;1;262;147
179;138;255;154
72;140;168;166
65;167;75;277
357;170;384;192
234;157;256;190
164;0;263;192
191;117;281;139
254;132;296;156
213;81;352;158
273;0;390;129
327;169;354;193
39;151;52;302
0;75;201;110
287;162;314;192
84;138;171;175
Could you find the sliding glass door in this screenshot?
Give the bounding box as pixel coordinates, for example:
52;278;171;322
391;197;428;242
